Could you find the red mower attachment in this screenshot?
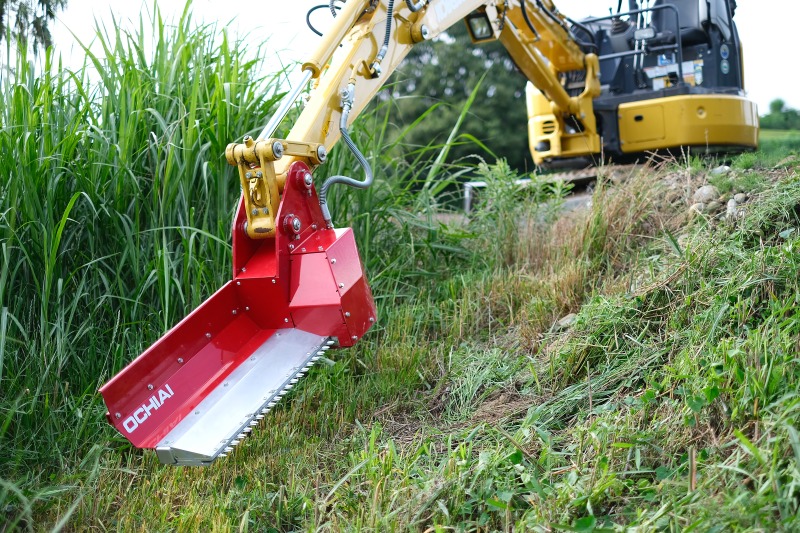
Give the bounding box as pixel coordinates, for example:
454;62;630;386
99;161;376;465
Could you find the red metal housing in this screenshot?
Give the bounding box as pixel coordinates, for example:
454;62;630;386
99;162;376;451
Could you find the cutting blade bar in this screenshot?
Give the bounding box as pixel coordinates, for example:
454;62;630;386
155;328;328;466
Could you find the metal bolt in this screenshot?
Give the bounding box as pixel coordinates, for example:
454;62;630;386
301;248;306;253
304;172;314;187
345;312;351;317
147;384;154;390
251;209;258;216
206;332;212;339
272;279;276;284
251;356;256;361
331;258;337;264
338;283;345;289
318;246;323;251
232;309;238;315
236;281;241;285
223;382;229;387
256;171;263;178
420;24;430;40
115;413;121;419
352;335;358;340
272;141;284;159
369;317;375;323
284;318;289;323
243;135;252;142
245;306;250;311
263;208;269;215
292;217;302;232
245;172;253;179
312;224;318;230
289;244;295;250
241;267;247;273
195;410;200;415
317;145;327;162
178;357;184;363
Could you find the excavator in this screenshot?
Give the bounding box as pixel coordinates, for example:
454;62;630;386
99;0;757;465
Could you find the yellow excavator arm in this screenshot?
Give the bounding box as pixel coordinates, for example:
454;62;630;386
226;0;601;239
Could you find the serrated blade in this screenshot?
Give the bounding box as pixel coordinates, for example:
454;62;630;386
154;328;328;466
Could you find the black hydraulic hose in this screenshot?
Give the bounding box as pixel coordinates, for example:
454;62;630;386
369;0;396;75
521;0;542;40
565;15;596;46
536;0;568;32
308;4;341;35
381;0;396;56
318;91;373;226
532;0;596;52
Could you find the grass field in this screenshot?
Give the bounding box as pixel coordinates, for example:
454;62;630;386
755;129;800;167
3;10;800;531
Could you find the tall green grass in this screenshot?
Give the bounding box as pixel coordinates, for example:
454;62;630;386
0;6;284;523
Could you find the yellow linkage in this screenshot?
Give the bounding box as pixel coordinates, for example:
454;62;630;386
225;137;325;238
232;0;603;238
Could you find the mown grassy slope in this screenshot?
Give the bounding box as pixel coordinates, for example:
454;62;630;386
27;158;800;532
3;9;800;532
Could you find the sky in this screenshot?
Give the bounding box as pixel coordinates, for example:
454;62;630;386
49;0;800;113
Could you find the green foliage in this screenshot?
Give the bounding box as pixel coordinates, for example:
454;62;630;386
468;159;569;266
760;98;800;130
387;23;533;172
0;0;67;51
0;5;282;522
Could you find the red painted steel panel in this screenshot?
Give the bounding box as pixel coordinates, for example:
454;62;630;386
100;161;377;451
340;275;377;343
327;229;364;294
100;280;277;448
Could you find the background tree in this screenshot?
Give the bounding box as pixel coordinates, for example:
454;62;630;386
386;23;533;172
0;0;67;51
761;98;800;130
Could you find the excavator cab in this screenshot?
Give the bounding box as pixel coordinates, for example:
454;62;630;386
527;0;757;164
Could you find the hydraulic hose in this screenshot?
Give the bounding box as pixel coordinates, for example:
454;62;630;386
319;85;374;226
535;0;596;51
370;0;396;76
521;0;542;40
405;0;425;12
